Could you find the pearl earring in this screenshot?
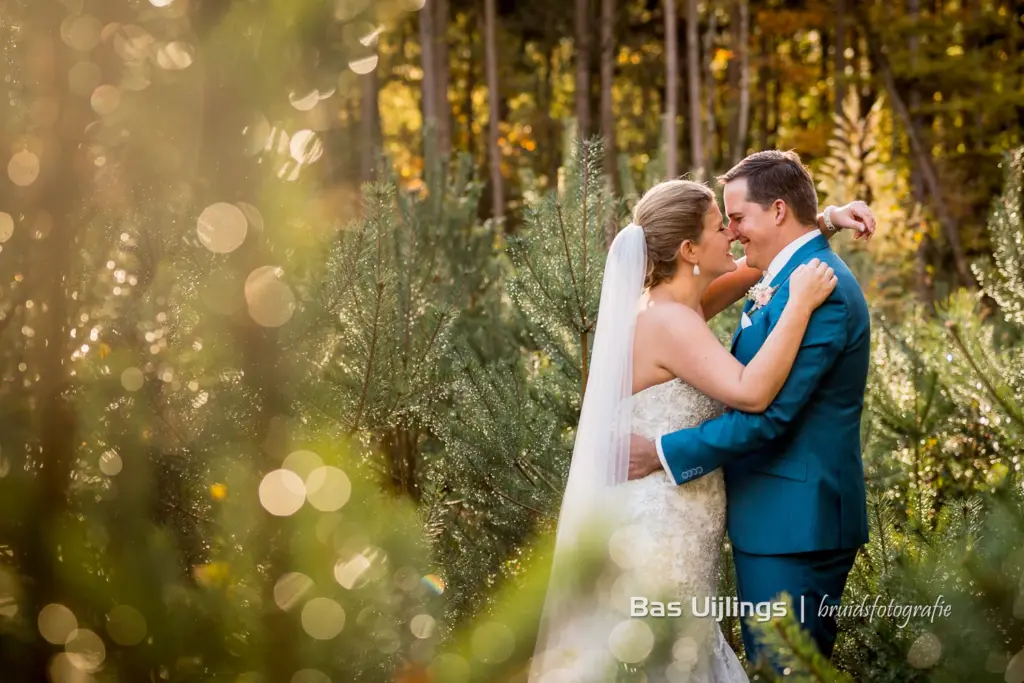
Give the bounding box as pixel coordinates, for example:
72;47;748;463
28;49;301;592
693;264;700;276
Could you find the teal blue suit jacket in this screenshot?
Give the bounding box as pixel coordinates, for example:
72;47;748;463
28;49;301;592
659;234;870;555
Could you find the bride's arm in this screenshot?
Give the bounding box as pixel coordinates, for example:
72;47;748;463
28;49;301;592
700;257;761;321
657;261;836;413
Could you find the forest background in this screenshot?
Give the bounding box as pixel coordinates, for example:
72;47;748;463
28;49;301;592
1;0;1024;681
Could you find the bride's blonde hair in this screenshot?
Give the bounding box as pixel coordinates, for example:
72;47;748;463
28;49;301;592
632;179;715;288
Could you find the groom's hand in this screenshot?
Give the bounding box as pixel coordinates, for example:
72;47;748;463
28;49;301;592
628;434;661;480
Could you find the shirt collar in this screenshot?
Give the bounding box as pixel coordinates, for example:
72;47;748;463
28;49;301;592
764;229;822;281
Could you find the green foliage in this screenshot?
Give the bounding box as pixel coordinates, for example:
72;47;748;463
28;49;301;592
974;149;1024;327
507;139;618;407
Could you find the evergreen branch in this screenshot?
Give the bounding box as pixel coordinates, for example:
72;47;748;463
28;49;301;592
580;142;590;319
401;308;452;398
871;497;892;577
513;241;560;310
483;476;553;520
351;280;385;435
946;321;1024;433
554;201;586;324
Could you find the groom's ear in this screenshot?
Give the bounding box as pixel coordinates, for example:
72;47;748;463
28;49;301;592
773;199;787;226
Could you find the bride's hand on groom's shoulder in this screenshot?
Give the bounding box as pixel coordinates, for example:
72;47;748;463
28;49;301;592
789;259;838;316
833;201;877;240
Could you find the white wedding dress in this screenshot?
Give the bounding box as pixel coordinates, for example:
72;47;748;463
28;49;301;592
619;378;747;682
530;378;748;683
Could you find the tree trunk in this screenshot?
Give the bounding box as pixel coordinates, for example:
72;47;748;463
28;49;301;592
756;32;769;150
435;0;451;155
834;0;847;117
857;10;974;287
21;7;80;679
732;0;750;164
419;1;437;141
575;0;592;139
360;57;382;183
664;0;679;177
686;0;704;178
466;18;478;162
907;0;931;305
546;46;561;185
484;0;504;220
702;5;718;174
600;0;620;211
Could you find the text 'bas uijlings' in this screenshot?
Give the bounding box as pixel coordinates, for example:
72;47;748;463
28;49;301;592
631;597;788;623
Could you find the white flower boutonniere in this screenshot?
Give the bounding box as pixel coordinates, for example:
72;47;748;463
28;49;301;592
746;281;777;312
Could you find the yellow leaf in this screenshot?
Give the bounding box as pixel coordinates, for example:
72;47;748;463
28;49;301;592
98;343;111;359
210;483;228;501
193;562;230;588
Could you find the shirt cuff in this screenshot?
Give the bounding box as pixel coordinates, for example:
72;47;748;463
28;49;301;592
655;436;677;484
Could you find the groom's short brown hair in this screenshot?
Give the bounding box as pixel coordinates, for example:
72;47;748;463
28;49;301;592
718;150;819;227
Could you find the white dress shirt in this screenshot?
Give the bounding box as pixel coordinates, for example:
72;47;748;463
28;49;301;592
653;229;823;482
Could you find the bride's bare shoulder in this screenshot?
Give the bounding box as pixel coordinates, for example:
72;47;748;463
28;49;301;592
636;301;705;335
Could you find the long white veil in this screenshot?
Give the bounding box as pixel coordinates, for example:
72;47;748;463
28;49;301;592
529;223;648;681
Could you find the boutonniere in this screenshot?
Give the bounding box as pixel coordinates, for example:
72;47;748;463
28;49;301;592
746;281;777;312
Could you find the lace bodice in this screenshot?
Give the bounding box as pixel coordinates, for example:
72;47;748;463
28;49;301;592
617;378;728;596
630;378;726;439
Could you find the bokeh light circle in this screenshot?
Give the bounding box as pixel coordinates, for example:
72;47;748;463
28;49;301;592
300;597;345;640
61;15;103;52
197;203;248;254
289;130;324;164
305;466;351;512
608;619;654;664
8;151;40;187
106;605;147;646
242;114;272;156
333;0;371;22
65;628;106;672
470;621;515;664
259;469;305;516
0;213;14;243
289;90;320;112
90;85;122;115
409;613;436;639
348;55;378;75
120;367;144;392
282;450;323;479
236;202;264;233
334;554;372;590
39;604;78;645
273;572;314;611
99;451;123;476
48;653;92;683
428;654;470;683
156;42;194;70
291;670;330;683
245;266;296;328
907;631;942;669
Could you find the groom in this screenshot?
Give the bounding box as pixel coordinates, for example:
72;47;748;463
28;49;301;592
628;150;870;666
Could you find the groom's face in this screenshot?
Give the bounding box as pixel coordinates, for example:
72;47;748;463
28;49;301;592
723;178;778;271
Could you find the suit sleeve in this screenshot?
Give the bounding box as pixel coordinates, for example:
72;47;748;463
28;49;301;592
658;295;849;485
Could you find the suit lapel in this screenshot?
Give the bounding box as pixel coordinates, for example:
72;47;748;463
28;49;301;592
731;234;831;353
768;234;831;289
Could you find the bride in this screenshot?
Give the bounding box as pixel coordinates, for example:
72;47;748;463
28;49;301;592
528;179;842;683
